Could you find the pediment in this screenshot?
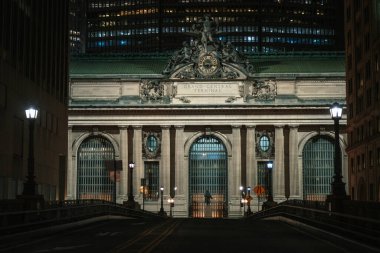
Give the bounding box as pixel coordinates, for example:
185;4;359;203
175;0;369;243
162;15;254;80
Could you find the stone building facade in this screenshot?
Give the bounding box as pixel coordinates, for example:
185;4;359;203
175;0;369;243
68;21;347;217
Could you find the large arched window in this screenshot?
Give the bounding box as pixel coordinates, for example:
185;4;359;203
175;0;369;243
302;136;335;201
77;136;115;201
189;136;228;218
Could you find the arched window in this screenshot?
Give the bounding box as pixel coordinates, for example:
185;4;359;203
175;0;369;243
302;136;335;201
77;136;115;201
189;136;227;218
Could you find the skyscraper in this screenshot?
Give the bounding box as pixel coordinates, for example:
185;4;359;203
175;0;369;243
0;0;69;201
345;0;380;201
72;0;344;54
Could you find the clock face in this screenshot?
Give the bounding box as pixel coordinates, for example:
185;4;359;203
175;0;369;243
198;54;219;76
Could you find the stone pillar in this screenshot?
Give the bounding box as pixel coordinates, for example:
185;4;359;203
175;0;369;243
132;126;143;201
274;125;285;200
175;125;185;197
246;125;257;189
230;125;242;216
66;126;73;200
289;125;300;198
119;126;129;201
174;125;186;216
161;125;171;198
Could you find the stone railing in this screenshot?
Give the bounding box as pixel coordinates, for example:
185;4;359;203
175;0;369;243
250;200;380;248
0;199;164;236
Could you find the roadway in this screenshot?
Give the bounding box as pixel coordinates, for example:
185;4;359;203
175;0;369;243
1;217;379;253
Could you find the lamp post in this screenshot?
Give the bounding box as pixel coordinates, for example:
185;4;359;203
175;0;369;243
158;186;166;216
172;186;177;217
239;186;244;208
266;161;273;201
127;161;135;207
141;178;146;211
168;198;174;217
246;186;253;216
327;102;347;211
262;161;277;210
22;107;39;196
241;198;247;214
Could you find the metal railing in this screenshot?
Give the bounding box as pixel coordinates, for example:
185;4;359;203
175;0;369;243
0;199;165;236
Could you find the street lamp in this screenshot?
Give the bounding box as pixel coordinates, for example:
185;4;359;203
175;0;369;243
22;107;38;196
328;102;347;208
141;178;146;211
241;198;247;214
158;186;166;216
239;186;244;207
266;161;273;201
126;161;135;207
167;198;174;217
246;186;253;216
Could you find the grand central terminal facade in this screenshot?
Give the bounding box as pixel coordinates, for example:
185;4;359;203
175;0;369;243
67;18;347;217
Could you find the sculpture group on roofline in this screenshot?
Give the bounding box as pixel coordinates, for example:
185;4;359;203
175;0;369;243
163;15;254;78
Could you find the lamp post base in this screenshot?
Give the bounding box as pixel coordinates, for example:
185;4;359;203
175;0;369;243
245;207;253;216
16;194;44;210
22;180;38;196
123;197;138;209
262;196;277;210
158;208;167;217
326;193;350;213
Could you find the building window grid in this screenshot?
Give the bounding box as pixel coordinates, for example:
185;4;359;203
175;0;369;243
144;161;159;201
77;137;115;201
257;161;272;197
81;1;343;53
189;136;228;218
302;136;335;201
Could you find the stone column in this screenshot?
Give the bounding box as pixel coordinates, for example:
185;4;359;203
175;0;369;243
161;125;171;198
119;126;129;201
246;125;257;189
230;125;242;216
289;125;300;198
132;126;143;201
274;125;285;200
174;125;186;217
174;125;185;197
66;126;73;200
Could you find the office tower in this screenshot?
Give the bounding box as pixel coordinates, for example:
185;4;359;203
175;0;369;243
345;0;380;201
73;0;344;54
0;0;69;201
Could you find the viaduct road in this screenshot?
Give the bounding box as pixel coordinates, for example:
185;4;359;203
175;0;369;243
1;217;378;253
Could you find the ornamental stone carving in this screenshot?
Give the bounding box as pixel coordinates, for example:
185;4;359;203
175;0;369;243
254;80;277;100
140;80;164;103
142;131;161;159
256;130;274;159
247;80;277;101
162;15;254;79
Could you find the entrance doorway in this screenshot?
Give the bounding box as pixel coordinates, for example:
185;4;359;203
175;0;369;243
189;135;228;218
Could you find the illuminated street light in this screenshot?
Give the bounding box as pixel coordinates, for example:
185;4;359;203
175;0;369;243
22;107;39;196
327;102;347;211
126;161;135;207
158;186;166;216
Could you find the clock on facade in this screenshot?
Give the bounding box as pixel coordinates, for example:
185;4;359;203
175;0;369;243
198;53;219;76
